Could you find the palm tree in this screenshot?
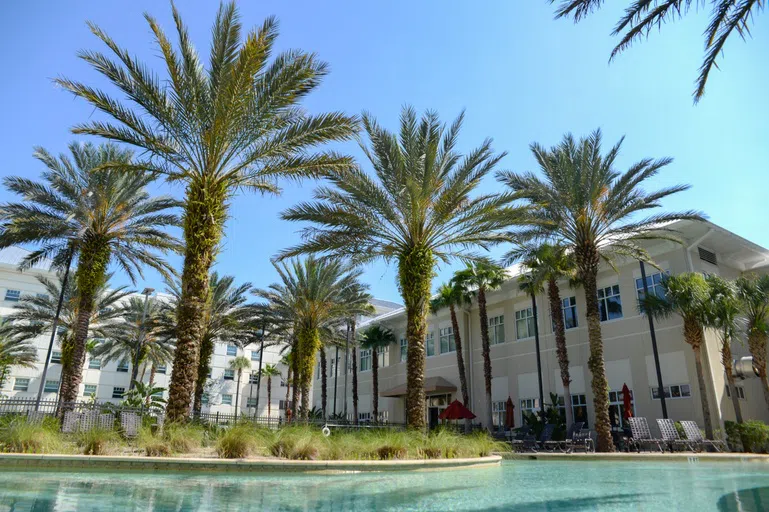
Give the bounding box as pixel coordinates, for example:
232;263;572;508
0;330;37;389
453;261;508;432
640;273;714;439
0;142;179;409
498;129;701;451
279;107;526;429
95;296;173;391
229;356;252;417
706;275;744;423
430;281;472;432
57;2;358;421
736;274;769;413
506;242;577;428
254;257;363;420
280;353;293;417
550;0;764;101
360;325;396;424
260;364;282;418
341;283;375;423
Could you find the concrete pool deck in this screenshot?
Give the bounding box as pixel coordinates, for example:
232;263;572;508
0;453;502;473
500;451;769;463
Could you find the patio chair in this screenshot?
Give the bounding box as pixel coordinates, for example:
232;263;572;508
510;426;536;452
120;412;141;438
627;417;663;452
62;411;81;433
680;421;728;453
543;422;584;452
534;423;556;452
567;428;595;453
656;419;695;452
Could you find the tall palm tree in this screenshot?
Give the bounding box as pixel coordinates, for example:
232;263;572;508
430;281;472;432
341;283;375;423
706;274;744;424
279;107;526;428
453;261;508;432
550;0;765;101
360;325;396;424
57;3;358;421
0;142;179;409
506;242;577;428
94;296;174;390
641;273;714;439
0;330;37;389
229;355;252;417
260;363;282;418
499;129;701;451
254;258;363;420
280;353;293;417
736;274;769;413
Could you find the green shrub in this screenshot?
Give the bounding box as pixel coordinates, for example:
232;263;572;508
164;424;204;453
77;428;120;455
725;420;769;453
216;424;267;458
0;418;62;454
270;426;327;460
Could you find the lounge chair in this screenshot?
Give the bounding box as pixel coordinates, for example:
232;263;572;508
534;423;556;452
656;419;695;452
510;426;536;452
680;421;728;453
568;428;595;453
627;417;663;452
543;421;584;452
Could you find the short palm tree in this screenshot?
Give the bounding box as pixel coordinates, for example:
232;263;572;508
550;0;765;101
0;142;179;408
360;325;396;424
453;261;508;432
430;281;471;431
706;274;744;423
253;257;362;420
280;107;527;428
641;273;714;439
506;242;577;428
260;364;282;418
736;274;769;413
229;355;252;417
57;2;358;421
499;129;702;451
0;330;37;389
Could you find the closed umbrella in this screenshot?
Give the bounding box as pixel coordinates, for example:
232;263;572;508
505;397;515;430
622;383;633;420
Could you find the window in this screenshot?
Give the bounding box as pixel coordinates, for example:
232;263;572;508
426;332;435;357
376;346;386;367
360;349;371;372
698;247;717;266
156;365;167;374
83;384;97;396
597;285;623;322
207;368;212;378
636;272;667;300
558;394;588;427
439;327;455;354
519;397;540;421
221;394;232;405
358;412;372;423
4;290;21;302
400;338;407;362
51;351;62;364
608;389;633;429
224;369;234;381
492;401;506;430
44;380;58;393
249;372;259;384
330;357;336;377
117;361;129;373
247;397;257;408
251;350;260;362
316;359;321;379
279;400;292;411
88;358;101;369
280;379;287;388
489;316;505;345
201;394;209;405
651;384;691;400
561;297;578;330
112;387;125;399
13;378;29;391
227;345;237;356
725;385;746;400
515;308;536;340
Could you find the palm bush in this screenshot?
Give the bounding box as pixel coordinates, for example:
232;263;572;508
280;107;527;428
360;325;396;423
229;356;252;417
260;364;282;417
57;2;358;421
736;274;769;413
0;330;37;389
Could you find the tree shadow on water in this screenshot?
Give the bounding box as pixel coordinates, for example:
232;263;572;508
471;493;648;511
717;487;769;512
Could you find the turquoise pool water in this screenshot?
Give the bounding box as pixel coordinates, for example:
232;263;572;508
1;460;768;511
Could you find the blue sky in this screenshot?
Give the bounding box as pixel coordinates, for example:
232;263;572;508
1;1;767;304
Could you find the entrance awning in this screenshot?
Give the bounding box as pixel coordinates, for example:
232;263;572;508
380;376;457;398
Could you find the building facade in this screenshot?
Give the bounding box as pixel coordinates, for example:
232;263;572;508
314;220;769;433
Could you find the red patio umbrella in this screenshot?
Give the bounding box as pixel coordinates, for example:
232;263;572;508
622;383;633;420
438;400;476;420
505;397;515;429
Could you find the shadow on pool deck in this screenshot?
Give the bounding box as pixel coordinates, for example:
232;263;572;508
717;486;769;512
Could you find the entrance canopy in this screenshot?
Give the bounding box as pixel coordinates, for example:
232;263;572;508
380;376;456;398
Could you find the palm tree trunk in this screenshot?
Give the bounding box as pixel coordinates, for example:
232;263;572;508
449;304;471;433
284;364;291;418
267;377;272;417
193;336;215;418
320;350;328;419
352;346;359;424
548;278;573;429
579;259;615;452
234;371;242;418
58;243;111;412
140;363;147;383
372;349;379;424
298;327;321;421
477;286;494;433
398;247;433;430
167;184;225;423
291;340;299;423
747;331;769;413
721;340;743;424
686;319;714;439
149;364;157;388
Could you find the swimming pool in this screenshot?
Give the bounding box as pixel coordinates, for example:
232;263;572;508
1;460;767;511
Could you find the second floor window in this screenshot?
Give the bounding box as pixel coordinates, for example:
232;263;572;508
4;289;21;302
221;394;232;405
224;369;234;380
400;338;407;362
636;271;667;300
251;351;260;361
425;332;435;357
439;327;455;354
360;349;371;372
88;358;101;369
156;365;167;374
117;361;129;373
489;316;505;345
227;345;237;356
598;285;623;322
51;351;62;364
561;296;578;330
515;308;535;340
249;372;259;384
44;380;59;393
